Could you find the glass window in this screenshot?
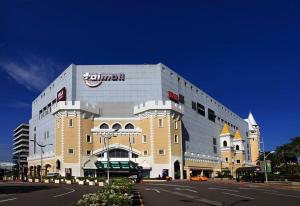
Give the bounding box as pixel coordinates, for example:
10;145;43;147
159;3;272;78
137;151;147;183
69;119;73;127
174;121;178;130
236;160;240;164
208;108;216;122
132;153;138;158
142;135;147;143
108;149;129;158
225;157;228;162
86;135;92;143
174;135;179;143
158;149;165;155
192;101;196;110
68;148;74;154
236;145;240;150
223;141;227;147
158;119;163;127
100;123;109;129
213;137;217;154
143;150;148;156
112;123;122;130
179;94;185;104
197;103;205;116
87;150;92;156
125;123;134;129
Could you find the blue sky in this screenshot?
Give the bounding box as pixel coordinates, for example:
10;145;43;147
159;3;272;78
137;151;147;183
0;0;300;161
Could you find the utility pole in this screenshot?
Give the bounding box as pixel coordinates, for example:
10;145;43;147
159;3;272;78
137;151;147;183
30;140;52;181
101;129;119;186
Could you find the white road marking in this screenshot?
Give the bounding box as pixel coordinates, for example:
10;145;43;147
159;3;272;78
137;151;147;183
239;187;278;192
222;192;255;200
0;198;17;203
0;194;13;197
145;183;194;188
264;192;300;199
53;187;76;198
209;187;239;192
153;189;160;194
175;188;197;193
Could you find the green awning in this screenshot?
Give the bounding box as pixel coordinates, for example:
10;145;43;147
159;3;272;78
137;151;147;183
95;161;139;170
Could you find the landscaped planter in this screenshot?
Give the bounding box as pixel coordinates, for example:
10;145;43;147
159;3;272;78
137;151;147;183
97;182;104;187
66;180;73;184
34;178;40;183
78;180;85;185
28;178;33;182
44;179;50;183
89;181;95;186
54;179;61;184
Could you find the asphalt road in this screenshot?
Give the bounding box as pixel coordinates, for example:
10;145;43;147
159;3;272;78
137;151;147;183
0;182;99;206
136;181;300;206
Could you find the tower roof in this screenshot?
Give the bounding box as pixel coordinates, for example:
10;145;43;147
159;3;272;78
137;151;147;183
234;129;242;139
220;123;231;136
248;112;258;126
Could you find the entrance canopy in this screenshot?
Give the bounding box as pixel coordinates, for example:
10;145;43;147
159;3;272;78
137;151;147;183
95;161;139;170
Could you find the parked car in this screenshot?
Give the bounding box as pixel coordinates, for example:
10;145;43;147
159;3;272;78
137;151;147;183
190;176;208;181
46;173;60;178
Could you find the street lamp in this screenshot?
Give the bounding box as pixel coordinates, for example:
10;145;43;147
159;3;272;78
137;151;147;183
30;140;52;180
261;135;275;183
101;129;119;186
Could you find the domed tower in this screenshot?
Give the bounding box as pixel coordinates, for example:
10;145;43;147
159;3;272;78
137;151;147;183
246;112;260;165
233;129;245;168
219;123;234;175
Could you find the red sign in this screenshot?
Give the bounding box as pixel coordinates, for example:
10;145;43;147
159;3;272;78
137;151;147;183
57;87;66;102
168;91;179;103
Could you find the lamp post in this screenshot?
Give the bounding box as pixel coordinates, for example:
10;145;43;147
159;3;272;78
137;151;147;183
261;135;274;183
101;129;119;186
30;140;52;181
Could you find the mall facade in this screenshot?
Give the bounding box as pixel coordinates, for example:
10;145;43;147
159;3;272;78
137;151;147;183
27;63;260;179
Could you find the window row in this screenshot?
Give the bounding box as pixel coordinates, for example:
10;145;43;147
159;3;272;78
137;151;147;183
39;99;57;119
99;123;134;130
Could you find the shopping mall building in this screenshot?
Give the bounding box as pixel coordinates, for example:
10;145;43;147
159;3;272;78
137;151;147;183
27;63;260;179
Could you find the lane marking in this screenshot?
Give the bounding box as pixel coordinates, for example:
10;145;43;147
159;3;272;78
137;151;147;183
239;187;278;192
209;187;239;192
175;188;198;193
0;194;13;197
0;198;17;203
137;192;144;206
53;187;76;198
222;192;255;200
145;183;194;188
153;189;160;194
158;188;223;206
264;192;300;199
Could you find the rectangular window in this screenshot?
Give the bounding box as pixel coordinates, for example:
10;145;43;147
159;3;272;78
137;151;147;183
86;135;92;143
236;160;240;164
197;103;205;116
192;101;196;111
87;150;92;156
213;137;217;154
100;137;102;144
158;119;163;128
208;108;216;122
142;135;147;143
33;134;36;154
143;150;148;156
174;121;178;130
132;136;135;144
68;148;74;155
174;135;179;144
158;149;165;155
68;119;73;127
179;94;185;104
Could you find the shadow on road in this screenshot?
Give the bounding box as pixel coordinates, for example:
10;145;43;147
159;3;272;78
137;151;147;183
227;199;252;206
0;185;58;194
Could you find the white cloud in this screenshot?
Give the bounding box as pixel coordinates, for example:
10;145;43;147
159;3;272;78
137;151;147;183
0;55;59;91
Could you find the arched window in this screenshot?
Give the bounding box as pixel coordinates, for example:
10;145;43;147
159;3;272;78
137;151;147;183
109;149;128;158
100;123;109;129
236;145;240;150
223;141;228;147
112;123;122;130
125;123;134;129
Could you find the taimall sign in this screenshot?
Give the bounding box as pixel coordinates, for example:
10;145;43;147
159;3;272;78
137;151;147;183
83;72;125;87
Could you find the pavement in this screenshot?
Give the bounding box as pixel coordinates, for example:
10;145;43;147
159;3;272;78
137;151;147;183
136;181;300;206
0;181;299;206
0;182;99;206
